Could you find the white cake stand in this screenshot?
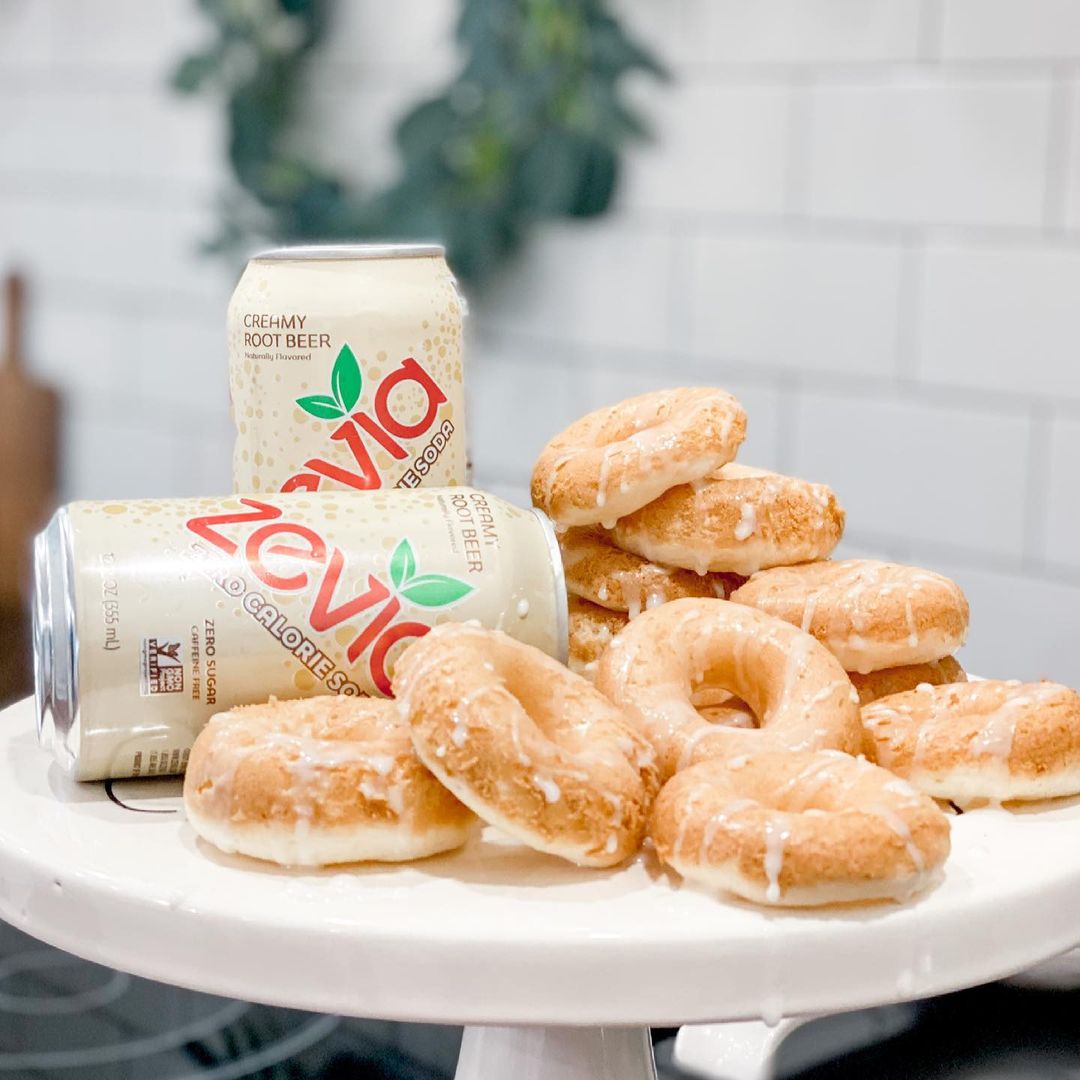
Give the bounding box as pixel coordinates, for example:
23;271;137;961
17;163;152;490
3;697;1080;1079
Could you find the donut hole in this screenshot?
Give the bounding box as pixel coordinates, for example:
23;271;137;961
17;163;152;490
690;680;759;730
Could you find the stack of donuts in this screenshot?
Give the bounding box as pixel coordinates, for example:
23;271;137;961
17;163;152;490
530;388;845;679
184;386;1080;911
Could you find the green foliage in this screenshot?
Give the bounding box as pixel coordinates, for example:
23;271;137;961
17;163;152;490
295;343;361;417
173;0;665;285
388;538;472;607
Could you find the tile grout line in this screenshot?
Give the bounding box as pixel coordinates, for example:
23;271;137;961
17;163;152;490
1043;65;1075;232
469;322;1068;418
841;526;1080;588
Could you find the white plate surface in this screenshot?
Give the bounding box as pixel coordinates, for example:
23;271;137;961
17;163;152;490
2;697;1080;1026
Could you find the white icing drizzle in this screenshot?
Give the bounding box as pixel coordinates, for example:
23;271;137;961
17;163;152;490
616;572;642;619
734;500;758;542
869;801;925;873
644;588;666;611
544;448;583;507
675;783;712;859
534;774;561;804
595;444;619;509
973;689;1038;765
698;798;758;862
763;815;791;903
677;723;726;772
775;756;839;804
805;679;845;711
883;777;921;800
904;596;919;648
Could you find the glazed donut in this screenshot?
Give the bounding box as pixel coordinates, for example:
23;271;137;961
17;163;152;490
850;656;966;705
567;596;628;679
560;526;742;615
610;464;844;577
862;680;1080;804
650;751;950;906
531;387;746;528
393;623;659;867
183;695;477;866
595;598;863;780
731;559;969;675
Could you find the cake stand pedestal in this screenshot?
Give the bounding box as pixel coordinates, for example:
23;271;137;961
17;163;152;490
3;698;1080;1079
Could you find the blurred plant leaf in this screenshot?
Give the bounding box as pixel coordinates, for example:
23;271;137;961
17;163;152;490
172;0;665;287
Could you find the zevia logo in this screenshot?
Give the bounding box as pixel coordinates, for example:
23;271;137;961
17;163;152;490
283;344;454;493
186;499;473;694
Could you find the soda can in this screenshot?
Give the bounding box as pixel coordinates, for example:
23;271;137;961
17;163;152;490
228;244;467;494
34;489;566;780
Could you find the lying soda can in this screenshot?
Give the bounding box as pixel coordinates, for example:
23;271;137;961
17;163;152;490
34;488;565;780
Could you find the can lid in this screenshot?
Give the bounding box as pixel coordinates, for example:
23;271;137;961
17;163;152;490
251;243;445;262
33;507;80;774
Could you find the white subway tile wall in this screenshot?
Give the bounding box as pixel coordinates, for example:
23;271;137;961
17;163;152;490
0;0;1077;681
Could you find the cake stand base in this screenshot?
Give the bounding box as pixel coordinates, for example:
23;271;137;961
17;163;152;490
454;1025;656;1079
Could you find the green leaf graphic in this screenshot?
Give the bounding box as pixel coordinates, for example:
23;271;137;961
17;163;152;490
390;538;416;589
401;574;473;608
331;344;362;412
296;394;345;420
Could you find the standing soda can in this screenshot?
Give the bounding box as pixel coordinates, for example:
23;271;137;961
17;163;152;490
34;489;566;781
228;244;467;494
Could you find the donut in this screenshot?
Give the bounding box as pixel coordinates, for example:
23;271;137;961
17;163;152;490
610;464;844;577
393;623;659;867
595;598;863;780
731;560;969;675
650;751;950;906
531;387;746;528
861;680;1080;804
183;695;477;866
560;526;742;615
567;596;628;679
850;656;966;705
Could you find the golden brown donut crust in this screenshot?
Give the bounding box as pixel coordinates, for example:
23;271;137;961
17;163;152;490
560;526;741;614
731;559;969;675
531;387;746;527
610;464;844;577
650;752;950;906
394;623;659;866
567;596;628;678
183;696;476;862
850;656;966;705
861;680;1080;802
